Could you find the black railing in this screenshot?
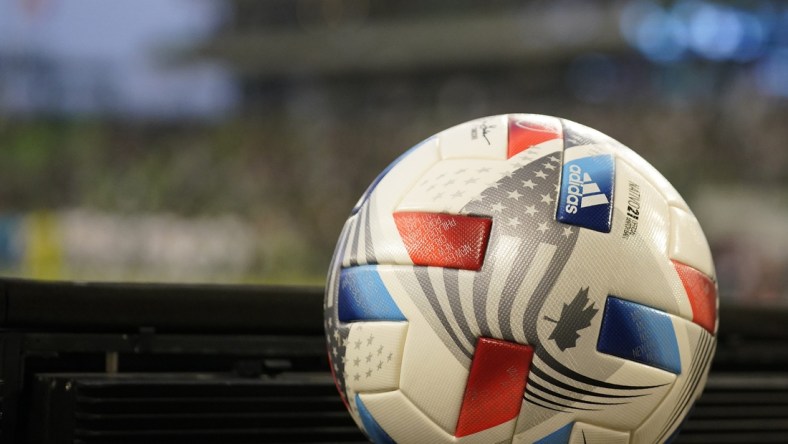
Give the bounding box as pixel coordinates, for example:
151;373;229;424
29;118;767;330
1;278;785;443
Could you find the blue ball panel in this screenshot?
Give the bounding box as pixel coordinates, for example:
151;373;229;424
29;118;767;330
338;266;406;322
556;154;615;233
534;421;574;444
355;394;396;444
597;296;682;374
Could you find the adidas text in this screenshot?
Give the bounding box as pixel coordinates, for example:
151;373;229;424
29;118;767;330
563;164;609;214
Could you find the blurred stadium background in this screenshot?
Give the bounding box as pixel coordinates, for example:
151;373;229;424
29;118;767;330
0;0;786;304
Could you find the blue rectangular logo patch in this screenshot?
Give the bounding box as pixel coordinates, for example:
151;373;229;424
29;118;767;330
556;154;615;233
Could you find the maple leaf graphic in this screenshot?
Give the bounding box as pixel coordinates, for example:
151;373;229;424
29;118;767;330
544;287;599;351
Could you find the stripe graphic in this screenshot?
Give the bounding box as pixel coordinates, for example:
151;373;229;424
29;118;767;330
525;379;628;406
523;351;662;414
529;364;653;399
344;194;382;267
429;266;475;352
414;267;475;360
363;196;376;264
525;387;600;411
344;216;360;266
656;330;715;442
493;236;539;341
354;203;368;265
510;243;556;345
534;349;666;391
443;268;479;350
471;246;496;341
457;269;483;344
484;235;523;338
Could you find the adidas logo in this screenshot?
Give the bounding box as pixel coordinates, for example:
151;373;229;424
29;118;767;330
563;164;609;214
556;154;615;233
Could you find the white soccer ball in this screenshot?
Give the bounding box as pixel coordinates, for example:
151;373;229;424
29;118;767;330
324;114;718;443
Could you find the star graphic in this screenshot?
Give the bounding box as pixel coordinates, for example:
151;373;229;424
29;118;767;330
507;190;523;200
353;357;360;367
471;194;484;203
477;167;491;173
433;192;444;200
444;179;455;186
354;373;360;381
426;184;436;192
366;369;373;378
455;168;467;175
387;352;393;362
366;352;373;363
377;361;383;370
377;345;384;355
332;346;337;356
354;340;362;350
452;190;464;198
562;226;573;237
465;177;478;185
524;205;538;216
537;222;549;233
541;193;554;205
508;217;521;228
333;329;339;340
544;162;557;170
522;179;536;189
535;170;548;179
491;202;506;213
549;155;560;163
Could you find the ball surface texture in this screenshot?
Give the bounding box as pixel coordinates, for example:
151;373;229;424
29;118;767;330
324;114;718;443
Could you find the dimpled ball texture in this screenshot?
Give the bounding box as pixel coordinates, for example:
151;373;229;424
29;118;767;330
324;114;718;444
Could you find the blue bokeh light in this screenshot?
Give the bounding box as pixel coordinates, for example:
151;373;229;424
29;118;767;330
756;49;788;97
621;1;688;63
688;3;743;60
620;0;783;66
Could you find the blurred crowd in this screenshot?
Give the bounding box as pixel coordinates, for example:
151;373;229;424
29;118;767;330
0;0;785;304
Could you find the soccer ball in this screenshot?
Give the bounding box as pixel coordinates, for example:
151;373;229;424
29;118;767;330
324;114;717;443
